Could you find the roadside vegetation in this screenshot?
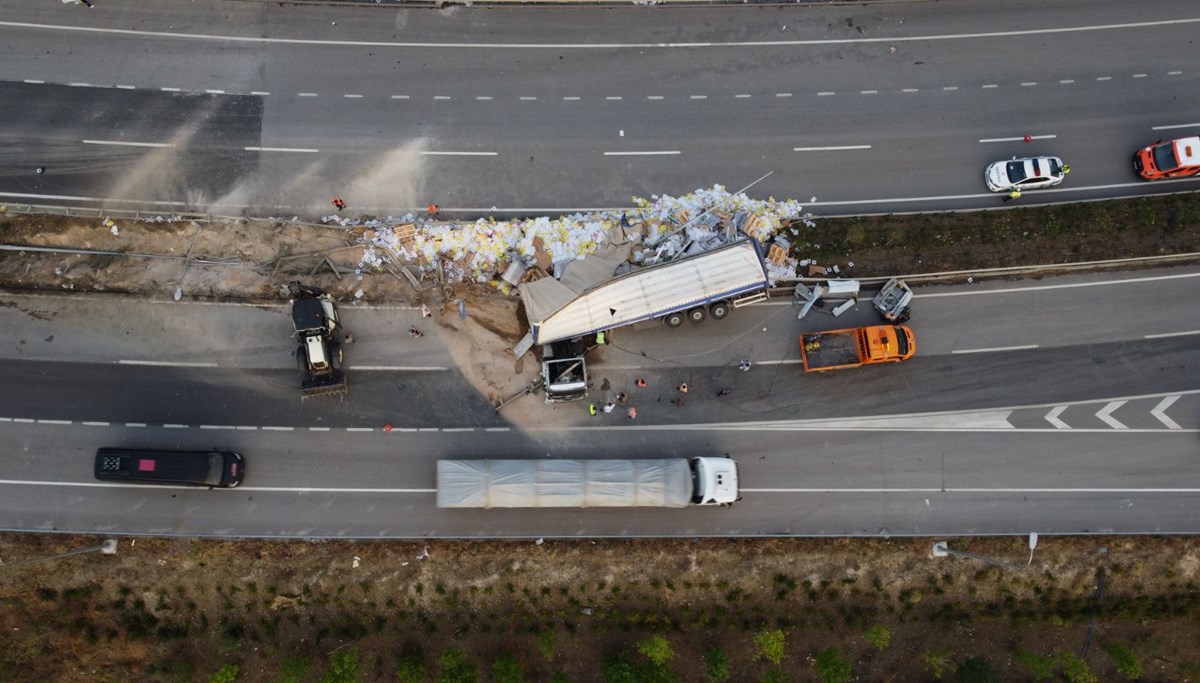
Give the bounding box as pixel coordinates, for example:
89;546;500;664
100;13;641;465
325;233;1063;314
1;534;1198;681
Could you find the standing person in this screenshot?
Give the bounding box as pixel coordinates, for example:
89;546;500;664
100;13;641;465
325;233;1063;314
617;392;628;405
603;402;615;414
588;404;598;416
627;407;638;420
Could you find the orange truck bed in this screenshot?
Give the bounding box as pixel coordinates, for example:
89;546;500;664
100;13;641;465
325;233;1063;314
800;325;916;372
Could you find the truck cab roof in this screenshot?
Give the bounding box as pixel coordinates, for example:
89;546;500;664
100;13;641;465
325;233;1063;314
692;457;739;505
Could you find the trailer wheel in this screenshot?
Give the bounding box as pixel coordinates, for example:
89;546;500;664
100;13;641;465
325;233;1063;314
688;307;707;323
710;301;730;319
664;312;685;328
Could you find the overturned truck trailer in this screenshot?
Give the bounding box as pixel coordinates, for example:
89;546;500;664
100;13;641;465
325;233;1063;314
519;238;770;347
437;458;740;508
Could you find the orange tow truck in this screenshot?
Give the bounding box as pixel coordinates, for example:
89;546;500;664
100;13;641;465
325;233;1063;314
800;325;916;372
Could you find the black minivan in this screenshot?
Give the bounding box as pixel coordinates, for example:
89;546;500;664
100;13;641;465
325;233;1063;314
94;448;245;488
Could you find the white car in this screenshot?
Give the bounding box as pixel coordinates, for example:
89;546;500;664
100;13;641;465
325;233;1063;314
985;156;1066;192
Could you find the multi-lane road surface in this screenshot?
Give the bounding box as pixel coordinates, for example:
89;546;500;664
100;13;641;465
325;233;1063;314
0;268;1196;537
1;0;1199;214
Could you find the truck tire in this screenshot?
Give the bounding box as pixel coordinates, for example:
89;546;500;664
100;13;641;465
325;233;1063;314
664;312;685;328
295;346;306;370
894;307;912;324
330;343;343;370
688;307;707;323
710;301;730;319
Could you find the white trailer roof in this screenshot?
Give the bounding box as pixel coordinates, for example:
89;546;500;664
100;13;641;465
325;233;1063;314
521;239;768;345
1174;137;1200;166
437;459;694;508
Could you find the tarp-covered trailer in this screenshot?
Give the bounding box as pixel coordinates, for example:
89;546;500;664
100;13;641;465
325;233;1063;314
437;458;739;508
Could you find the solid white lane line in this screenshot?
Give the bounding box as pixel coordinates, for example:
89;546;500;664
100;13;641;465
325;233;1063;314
8;16;1200;50
1152;122;1200;130
117;360;218;367
419;151;498;156
83;140;175;148
793;145;871;151
0;479;436;493
244;146;320;153
921;272;1200;298
809;176;1200;206
349;365;449;372
979;134;1056;143
1145;329;1200;339
1151;396;1182;430
1044;406;1070;430
951;344;1039;354
1096;401;1128;430
603;150;681;156
757;359;804;365
744;487;1200;494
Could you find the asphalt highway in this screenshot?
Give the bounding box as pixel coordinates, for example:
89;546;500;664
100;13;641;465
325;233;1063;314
0;267;1196;537
0;0;1198;213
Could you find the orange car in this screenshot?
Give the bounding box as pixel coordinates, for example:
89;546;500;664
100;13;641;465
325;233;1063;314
1134;136;1200;180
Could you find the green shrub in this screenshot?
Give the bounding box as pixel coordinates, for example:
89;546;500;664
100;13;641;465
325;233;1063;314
753;629;786;666
321;649;359;683
865;625;891;652
952;657;999;683
1012;650;1056;681
396;652;426;683
491;653;523;683
437;647;478;683
275;656;310;683
637;635;675;669
922;650;954;680
209;664;239;683
703;647;730;682
1058;653;1098;683
538;630;558;661
1102;642;1143;680
813;647;852;683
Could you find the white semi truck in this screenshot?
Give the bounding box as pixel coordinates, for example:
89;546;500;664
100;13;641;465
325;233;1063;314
436;457;740;508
